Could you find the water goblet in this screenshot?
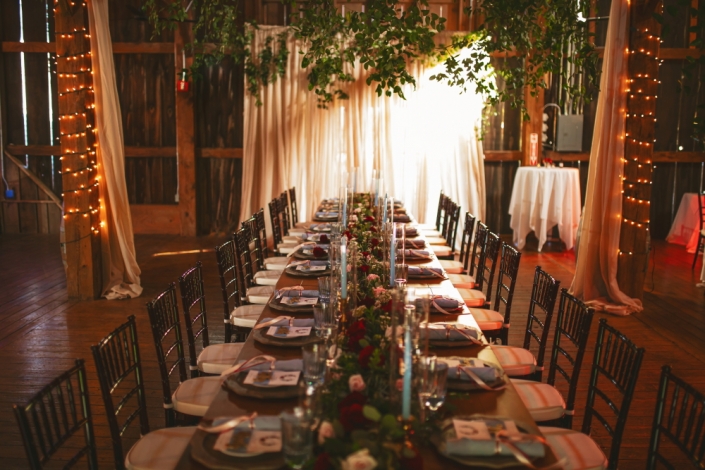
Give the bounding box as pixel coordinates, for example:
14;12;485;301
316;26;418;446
317;278;332;303
313;303;336;339
418;355;449;417
394;262;409;284
302;343;327;389
280;407;313;469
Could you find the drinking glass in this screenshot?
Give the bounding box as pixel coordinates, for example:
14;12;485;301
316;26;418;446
313;303;336;338
280;407;313;469
302;344;327;388
317;278;332;302
418;355;449;414
394;262;409;284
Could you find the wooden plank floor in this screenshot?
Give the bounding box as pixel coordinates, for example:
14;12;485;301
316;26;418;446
0;233;703;469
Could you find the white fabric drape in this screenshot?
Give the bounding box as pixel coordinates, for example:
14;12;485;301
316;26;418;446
240;26;486;234
569;0;641;315
88;0;142;299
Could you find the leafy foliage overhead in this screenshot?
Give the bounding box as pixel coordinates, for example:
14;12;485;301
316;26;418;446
145;0;600;113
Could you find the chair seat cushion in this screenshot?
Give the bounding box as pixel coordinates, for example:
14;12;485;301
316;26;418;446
125;426;197;470
421;229;443;237
172;376;222;417
425;236;448;246
490;345;536;377
468;307;503;330
282;235;301;243
254;270;281;286
197;342;245;375
264;256;288;271
289;227;308;235
448;273;475;288
429;245;452;257
539;427;608;470
231;304;265;328
512;379;566;422
246;285;275;304
458;289;486;308
277;245;297;255
439;260;464;274
416;223;437;230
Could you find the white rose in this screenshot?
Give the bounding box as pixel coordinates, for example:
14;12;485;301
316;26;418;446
318;420;335;445
348;374;366;392
341;449;378;470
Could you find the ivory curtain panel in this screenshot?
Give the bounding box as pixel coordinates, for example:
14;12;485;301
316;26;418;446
570;0;642;315
87;0;143;299
240;26;486;235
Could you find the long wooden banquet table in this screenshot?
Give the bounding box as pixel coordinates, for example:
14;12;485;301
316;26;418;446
174;208;558;469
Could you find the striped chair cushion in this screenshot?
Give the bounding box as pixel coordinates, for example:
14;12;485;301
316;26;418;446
254;270;281;286
230;304;265;328
264;257;288;271
197;342;245;375
539;427;608;470
421;229;443;237
449;273;476;289
172;376;222;417
429;245;452;257
439;260;464;274
468;308;503;330
125;426;196;470
246;285;275;304
277;244;298;255
425;236;448;245
457;288;486;308
490;345;536;377
512;379;566;422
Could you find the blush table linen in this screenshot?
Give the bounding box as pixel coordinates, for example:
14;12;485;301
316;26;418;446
666;192;704;253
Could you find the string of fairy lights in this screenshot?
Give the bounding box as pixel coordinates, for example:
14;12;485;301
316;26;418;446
54;0;103;236
618;18;662;258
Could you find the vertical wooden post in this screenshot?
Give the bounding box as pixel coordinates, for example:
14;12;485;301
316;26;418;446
616;0;662;300
522;84;544;166
54;0;102;299
175;22;197;236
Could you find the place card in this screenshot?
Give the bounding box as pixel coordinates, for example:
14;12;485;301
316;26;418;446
216;428;282;455
244;369;301;387
267;325;313;337
452;418;519;440
279;297;318;306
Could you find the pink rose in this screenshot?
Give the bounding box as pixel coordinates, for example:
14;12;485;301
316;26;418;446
373;286;386;296
318;421;335;445
348;374;366;392
366;274;379;281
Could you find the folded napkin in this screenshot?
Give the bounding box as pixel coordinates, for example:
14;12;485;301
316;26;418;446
394;214;411;223
235;416;280;431
421;323;480;341
302;233;330;243
309;223;332;231
441;358;498;383
414;296;461;313
403;227;418;237
290;260;329;269
277;289;319;298
213;416;283;454
316;211;339;218
404;249;430;258
408;266;445;279
444;419;544;458
236;358;304;372
404;239;427;249
259;317;315;328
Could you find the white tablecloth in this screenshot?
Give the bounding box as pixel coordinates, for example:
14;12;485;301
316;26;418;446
666;193;704;254
508;167;582;251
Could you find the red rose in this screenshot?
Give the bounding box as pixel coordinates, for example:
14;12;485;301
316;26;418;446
319;234;330;244
313;247;326;258
344;231;353;240
314;452;332;470
370;238;380;247
361;251;370;257
339;403;369;432
338;391;367;410
361;297;375;308
370;226;378;233
365;215;375;222
381;299;392;313
360;265;370;273
359;345;375;368
347;319;366;350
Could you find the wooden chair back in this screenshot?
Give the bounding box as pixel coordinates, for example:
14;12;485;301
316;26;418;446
178;261;210;378
521;266;561;381
647;365;705;469
13;359;98;470
234;225;256;292
289;187;299;226
476;231;501;305
488;242;522;345
254;208;270;259
146;283;188;427
278;192;291;234
440;196;453;238
268;199;284;247
91;316;150;469
434;191;446;231
445;201;462;251
243;215;266;271
215;239;242;343
469;222;489;277
546;289;594;428
583;319;645;470
458;213;477;273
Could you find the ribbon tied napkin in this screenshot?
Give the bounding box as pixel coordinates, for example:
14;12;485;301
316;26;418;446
404;239;427;249
444;418;545;459
415;296;462;314
421;323;481;343
213;416;283;455
275;288;319;299
220;355;304;377
288;260;329;272
315;211;339;218
257;317;315;329
440;357;504;391
393;214;411;223
404;249;430;259
309;223;332;232
402;227;418;237
302;233;330;243
408;266;445;279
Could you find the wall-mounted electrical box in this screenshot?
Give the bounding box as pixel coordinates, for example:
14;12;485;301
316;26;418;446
556;114;584;152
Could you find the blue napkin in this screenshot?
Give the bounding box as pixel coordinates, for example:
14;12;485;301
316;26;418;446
278;289;319;298
420;324;479;341
259;317;315;328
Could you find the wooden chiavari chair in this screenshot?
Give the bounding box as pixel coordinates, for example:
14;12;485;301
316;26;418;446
456;230;500;308
255;208;289;271
443;212;477;280
242;216;280;285
233;225;275;304
419;191;447;236
692;191;704;270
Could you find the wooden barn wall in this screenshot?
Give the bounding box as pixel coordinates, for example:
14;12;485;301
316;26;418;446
0;0;61;234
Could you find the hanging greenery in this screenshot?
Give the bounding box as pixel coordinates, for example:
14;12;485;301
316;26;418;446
144;0;599;114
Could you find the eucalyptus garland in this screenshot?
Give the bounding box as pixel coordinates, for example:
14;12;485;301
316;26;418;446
144;0;600;113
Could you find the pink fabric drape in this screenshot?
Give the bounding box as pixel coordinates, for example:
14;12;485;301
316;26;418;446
569;0;642;315
88;0;142;299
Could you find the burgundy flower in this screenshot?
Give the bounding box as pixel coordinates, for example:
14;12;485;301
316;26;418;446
319;234;330;244
370;238;380;247
361;251;370;257
369;226;378;233
313;247;326;258
360;265;370;273
339;403;369;432
344;231;353;240
361;297;375;308
364;215;375;222
314;452;332;470
338;391;367;410
347;320;366;350
372;248;382;258
358;345;375;368
381;299;392;313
